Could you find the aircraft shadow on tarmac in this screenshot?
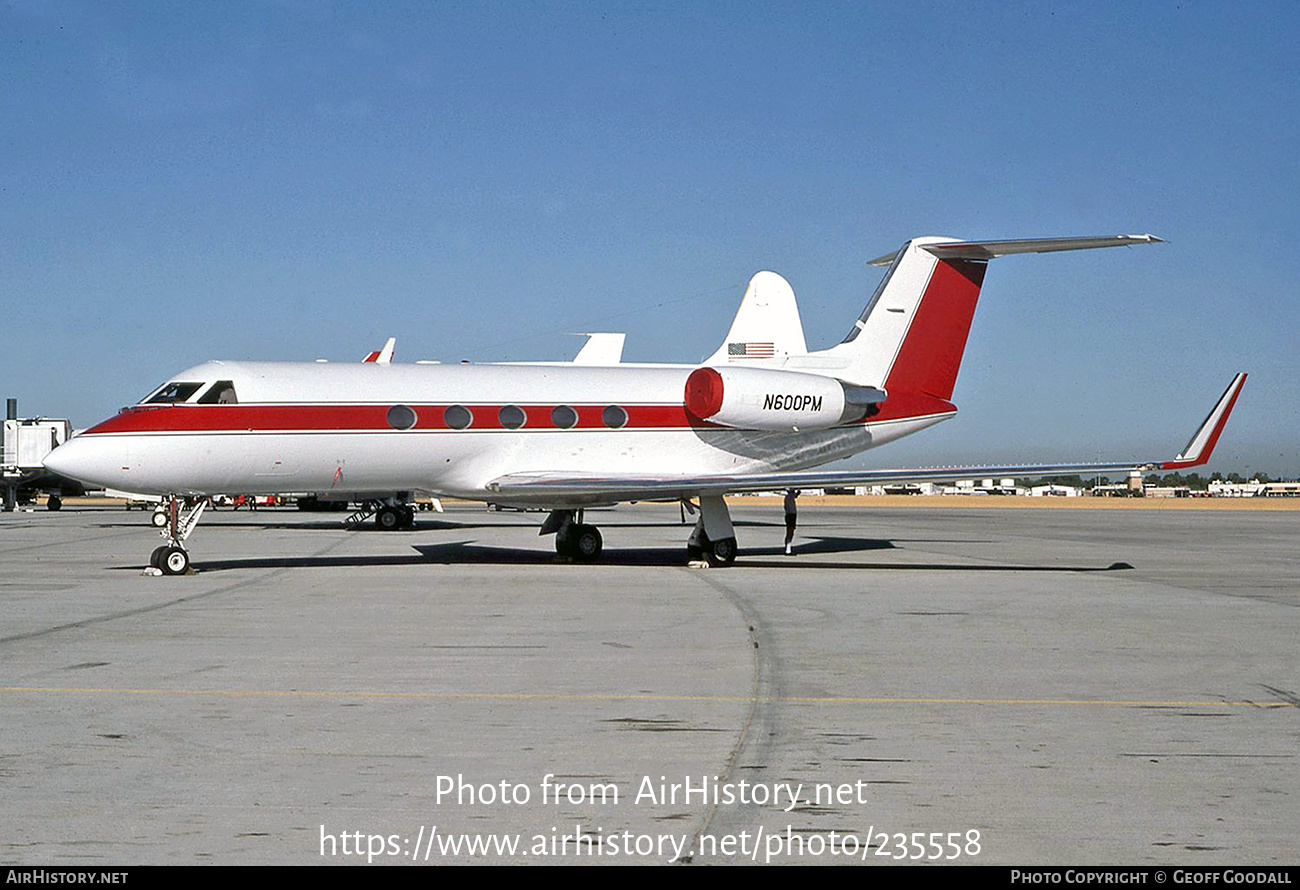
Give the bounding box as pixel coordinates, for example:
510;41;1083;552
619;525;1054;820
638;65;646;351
180;534;1134;573
98;517;782;533
97;517;509;532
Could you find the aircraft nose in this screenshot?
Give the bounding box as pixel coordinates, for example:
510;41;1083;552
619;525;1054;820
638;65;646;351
43;436;121;489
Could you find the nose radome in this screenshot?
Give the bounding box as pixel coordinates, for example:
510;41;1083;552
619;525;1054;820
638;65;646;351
43;436;116;489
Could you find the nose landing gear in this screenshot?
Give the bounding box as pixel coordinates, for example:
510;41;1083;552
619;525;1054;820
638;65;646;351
147;496;206;575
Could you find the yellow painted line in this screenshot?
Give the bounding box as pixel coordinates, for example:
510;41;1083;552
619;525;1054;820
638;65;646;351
0;686;1294;708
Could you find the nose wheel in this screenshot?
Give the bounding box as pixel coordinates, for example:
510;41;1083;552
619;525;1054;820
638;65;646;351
150;545;191;575
147;496;206;575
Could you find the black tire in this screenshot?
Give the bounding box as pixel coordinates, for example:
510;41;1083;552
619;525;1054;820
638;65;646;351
686;543;704;561
160;546;190;575
707;536;738;567
571;524;603;562
151;510;168;528
47;495;62;511
375;506;402;531
555;529;576;557
400;505;416;528
149;545;167;568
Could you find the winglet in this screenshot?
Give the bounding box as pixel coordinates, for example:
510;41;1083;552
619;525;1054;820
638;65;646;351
1160;373;1247;470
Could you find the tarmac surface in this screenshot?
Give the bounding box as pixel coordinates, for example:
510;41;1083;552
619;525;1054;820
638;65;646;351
1;499;1296;865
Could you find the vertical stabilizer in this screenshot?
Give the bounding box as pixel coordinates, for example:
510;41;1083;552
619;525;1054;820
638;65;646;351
822;237;982;399
704;271;808;365
821;233;1161;397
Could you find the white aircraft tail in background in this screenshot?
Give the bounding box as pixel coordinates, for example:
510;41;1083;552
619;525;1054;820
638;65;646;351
704;271;808;366
362;337;396;364
571;333;626;365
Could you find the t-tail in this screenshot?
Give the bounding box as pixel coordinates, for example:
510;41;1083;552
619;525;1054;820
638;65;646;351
817;235;1164;405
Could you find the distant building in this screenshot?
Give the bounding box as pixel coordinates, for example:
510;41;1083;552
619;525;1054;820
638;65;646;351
1030;484;1080;497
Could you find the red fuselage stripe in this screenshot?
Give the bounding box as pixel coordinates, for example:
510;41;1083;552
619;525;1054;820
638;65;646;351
82;392;955;435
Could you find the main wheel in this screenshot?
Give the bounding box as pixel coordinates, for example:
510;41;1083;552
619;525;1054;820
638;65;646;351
151;510;168;528
159;546;190;575
707;536;738;567
149;545;167;568
375;506;402;531
555;528;575;557
400;505;416;528
47;495;62;511
571;524;603;562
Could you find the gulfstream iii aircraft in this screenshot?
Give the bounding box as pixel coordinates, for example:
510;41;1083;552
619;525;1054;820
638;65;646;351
44;235;1246;574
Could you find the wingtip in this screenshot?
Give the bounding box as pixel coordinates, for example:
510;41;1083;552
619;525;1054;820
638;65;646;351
1162;372;1247;469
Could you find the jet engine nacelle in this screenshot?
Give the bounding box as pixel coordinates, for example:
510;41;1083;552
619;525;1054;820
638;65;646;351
684;366;885;431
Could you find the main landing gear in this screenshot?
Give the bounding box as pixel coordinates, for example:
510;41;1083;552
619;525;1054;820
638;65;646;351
541;509;603;562
538;494;739;566
148;495;207;575
685;494;738;567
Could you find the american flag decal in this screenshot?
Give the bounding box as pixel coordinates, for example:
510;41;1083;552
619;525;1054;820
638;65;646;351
727;342;775;358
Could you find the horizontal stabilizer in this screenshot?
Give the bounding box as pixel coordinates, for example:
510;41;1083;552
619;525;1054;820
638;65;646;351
868;234;1163;267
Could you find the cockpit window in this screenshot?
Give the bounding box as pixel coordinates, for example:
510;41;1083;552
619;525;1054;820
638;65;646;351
144;382;204;404
197;380;238;404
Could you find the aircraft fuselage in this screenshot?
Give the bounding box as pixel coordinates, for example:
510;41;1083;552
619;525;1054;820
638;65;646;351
49;360;952;507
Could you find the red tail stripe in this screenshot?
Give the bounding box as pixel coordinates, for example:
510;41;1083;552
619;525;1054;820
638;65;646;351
884;258;987;401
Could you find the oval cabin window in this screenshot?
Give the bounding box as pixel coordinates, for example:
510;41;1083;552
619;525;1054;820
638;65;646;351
444;405;472;430
551;405;578;429
499;405;526;430
387;405;417;430
602;405;628;429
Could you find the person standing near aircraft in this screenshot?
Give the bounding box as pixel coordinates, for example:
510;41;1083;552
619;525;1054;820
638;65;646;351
784;489;799;555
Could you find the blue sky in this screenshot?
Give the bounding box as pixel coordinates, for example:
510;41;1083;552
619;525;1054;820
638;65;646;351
3;1;1296;476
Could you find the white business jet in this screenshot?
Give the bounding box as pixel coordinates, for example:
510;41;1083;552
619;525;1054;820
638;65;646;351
44;234;1246;574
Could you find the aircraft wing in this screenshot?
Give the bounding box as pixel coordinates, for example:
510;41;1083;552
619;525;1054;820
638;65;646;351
485;373;1246;502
